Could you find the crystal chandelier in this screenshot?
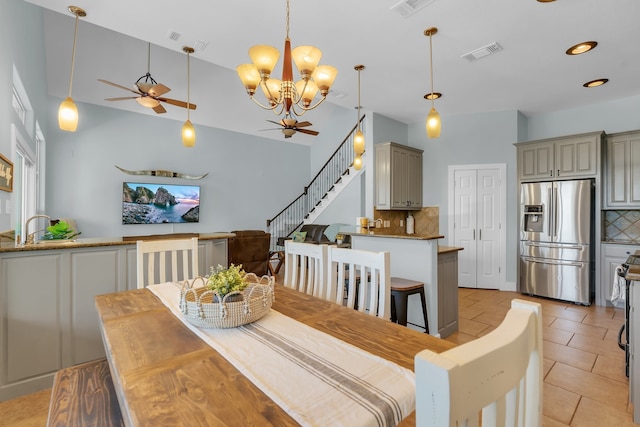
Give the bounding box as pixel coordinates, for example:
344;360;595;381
236;0;338;118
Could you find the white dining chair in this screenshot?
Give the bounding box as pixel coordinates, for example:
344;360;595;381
326;246;391;319
283;241;329;298
415;299;543;427
136;237;199;288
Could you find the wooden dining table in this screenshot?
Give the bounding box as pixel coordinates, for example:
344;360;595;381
95;284;456;426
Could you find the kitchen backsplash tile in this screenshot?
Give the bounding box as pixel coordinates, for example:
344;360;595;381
604;210;640;243
373;207;439;236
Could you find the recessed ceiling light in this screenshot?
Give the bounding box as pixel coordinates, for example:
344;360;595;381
424;92;442;100
583;78;609;88
537;0;556;3
566;41;597;55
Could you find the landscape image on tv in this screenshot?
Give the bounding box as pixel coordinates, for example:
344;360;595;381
122;182;200;224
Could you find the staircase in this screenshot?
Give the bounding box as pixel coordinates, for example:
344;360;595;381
266;116;366;251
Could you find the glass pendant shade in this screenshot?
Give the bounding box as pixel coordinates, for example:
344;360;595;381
261;78;282;103
426;107;441;139
311;65;338;92
354;130;365;155
58;97;78;132
182;119;195;147
292;45;322;76
353;154;363;170
249;45;280;76
295;79;319;106
236;64;261;92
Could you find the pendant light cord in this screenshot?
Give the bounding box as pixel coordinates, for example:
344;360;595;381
186;51;191;120
429;33;435;109
67;12;80;98
357;68;362;130
285;0;290;39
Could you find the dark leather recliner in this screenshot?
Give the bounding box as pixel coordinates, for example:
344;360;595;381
227;230;271;276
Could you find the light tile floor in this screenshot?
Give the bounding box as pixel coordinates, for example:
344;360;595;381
445;288;634;427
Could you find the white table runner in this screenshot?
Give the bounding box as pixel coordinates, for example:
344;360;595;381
148;282;415;427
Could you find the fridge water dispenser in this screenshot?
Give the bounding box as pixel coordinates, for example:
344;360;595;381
523;205;544;232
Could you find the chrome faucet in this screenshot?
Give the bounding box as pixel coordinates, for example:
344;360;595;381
25;215;50;245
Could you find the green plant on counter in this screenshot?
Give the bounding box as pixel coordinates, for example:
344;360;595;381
42;220;81;240
207;264;248;297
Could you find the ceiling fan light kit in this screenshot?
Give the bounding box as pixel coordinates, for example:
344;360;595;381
99;42;196;116
424;27;441;139
58;5;86;132
236;0;338;119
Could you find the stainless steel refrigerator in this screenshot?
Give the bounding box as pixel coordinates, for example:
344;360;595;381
519;179;594;305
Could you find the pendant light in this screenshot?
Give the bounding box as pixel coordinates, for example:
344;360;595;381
182;46;195;147
353;65;365;171
58;6;86;132
424;27;441;139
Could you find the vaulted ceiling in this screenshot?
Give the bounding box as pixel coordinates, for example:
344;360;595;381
24;0;640;142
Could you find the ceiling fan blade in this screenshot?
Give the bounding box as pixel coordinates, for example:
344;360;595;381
158;97;197;110
267;120;284;127
258;128;281;131
105;97;138;101
152;104;167;114
148;83;170;97
295;121;313;127
98;79;140;95
297;128;319;136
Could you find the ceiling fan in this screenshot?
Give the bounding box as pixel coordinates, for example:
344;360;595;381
264;116;319;138
98;43;196;114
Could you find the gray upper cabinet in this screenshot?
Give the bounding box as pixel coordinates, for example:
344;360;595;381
375;142;423;210
605;131;640;208
517;132;601;181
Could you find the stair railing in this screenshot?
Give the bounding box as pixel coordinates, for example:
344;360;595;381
266;115;366;251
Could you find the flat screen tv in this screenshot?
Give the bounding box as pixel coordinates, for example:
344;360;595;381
122;182;200;224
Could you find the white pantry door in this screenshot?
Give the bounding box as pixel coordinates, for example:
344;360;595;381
450;165;504;289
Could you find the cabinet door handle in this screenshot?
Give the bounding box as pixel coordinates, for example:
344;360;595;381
557;169;560;177
550;170;553;177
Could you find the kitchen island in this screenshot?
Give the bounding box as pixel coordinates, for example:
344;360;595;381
345;230;461;338
0;232;233;401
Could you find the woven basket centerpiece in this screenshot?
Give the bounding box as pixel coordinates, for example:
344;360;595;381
180;273;274;329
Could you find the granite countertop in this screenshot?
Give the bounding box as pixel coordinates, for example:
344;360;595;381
625;250;640;281
438;245;464;254
0;232;235;253
602;239;640;246
344;229;444;241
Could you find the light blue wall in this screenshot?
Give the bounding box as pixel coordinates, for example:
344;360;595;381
527;94;640;140
45;101;311;238
408;110;520;283
0;0;50;231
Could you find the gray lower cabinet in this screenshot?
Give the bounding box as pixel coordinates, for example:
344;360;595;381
437;250;459;338
0;239;228;400
601;243;640;306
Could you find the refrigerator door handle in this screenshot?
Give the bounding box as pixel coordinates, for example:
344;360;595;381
524;241;585;250
547;188;553;238
553;186;559;238
522;256;584;268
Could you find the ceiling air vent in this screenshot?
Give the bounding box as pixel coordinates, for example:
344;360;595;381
461;42;503;61
390;0;436;18
167;30;181;41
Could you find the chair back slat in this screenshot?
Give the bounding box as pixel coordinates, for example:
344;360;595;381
326;246;390;319
283;241;328;299
136;238;199;288
415;299;543;427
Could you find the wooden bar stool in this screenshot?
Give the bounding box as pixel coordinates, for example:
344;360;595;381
390;277;429;334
